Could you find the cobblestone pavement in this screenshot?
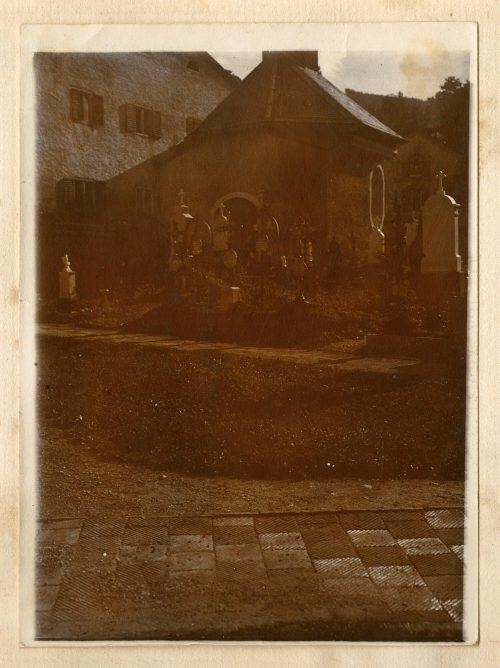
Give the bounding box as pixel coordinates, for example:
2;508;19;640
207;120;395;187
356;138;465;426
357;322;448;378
38;325;423;376
36;508;465;642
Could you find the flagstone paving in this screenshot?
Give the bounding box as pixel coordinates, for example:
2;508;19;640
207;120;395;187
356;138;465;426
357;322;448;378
38;324;424;376
35;508;465;642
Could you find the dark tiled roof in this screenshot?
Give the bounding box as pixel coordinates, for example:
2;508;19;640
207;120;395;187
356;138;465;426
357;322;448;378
299;67;402;139
155;54;404;164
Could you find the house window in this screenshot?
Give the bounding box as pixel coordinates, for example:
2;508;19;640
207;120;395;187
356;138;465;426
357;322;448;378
185;117;201;134
403;154;430;178
57;178;105;211
401;185;426;213
120;104;161;139
136;187;155;215
69;88;104;127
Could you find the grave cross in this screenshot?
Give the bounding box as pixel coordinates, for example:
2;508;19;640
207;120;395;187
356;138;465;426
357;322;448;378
436;171;446;195
178;188;185;205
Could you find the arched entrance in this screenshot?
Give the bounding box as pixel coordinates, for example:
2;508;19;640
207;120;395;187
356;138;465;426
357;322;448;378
210;192;260;263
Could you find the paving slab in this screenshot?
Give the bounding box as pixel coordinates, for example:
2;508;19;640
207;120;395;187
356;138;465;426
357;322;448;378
34;505;468;641
38;325;426;377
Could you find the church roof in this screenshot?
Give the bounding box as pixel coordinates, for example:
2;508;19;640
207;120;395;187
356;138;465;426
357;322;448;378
156;52;404;163
300;67;402;139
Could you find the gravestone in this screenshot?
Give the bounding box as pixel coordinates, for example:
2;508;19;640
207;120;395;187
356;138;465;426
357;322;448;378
366;174;466;358
421;172;462;274
171;189;194;241
217;285;242;312
212;204;230;253
418;172;463;300
368;227;384;264
58;254;76;302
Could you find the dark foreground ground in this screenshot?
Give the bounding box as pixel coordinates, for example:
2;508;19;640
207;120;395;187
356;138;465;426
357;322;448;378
38;336;466;485
34;333;467;642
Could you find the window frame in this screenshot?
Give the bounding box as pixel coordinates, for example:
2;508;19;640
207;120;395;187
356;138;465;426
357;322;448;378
57;178;106;212
69;88;104;127
135;186;156;215
121;103;161;140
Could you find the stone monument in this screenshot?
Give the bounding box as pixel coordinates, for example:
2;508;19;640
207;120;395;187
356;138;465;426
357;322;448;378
59;254;76;303
368;165;386;265
212;204;230;253
421;171;462;274
418;171;464;300
368;225;384;265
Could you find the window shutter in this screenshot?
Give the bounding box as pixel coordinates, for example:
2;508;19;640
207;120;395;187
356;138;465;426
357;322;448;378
152;111;161;139
64;179;76;204
145;189;153;214
57;179;76;207
96;181;107;209
143;109;152;137
125;103;137;133
91;95;104;126
69;89;80;122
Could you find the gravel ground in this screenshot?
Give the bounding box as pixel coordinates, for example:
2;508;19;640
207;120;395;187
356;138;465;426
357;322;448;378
36;336;466;520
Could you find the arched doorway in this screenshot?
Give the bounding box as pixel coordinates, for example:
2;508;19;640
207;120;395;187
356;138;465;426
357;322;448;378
210;192;260;264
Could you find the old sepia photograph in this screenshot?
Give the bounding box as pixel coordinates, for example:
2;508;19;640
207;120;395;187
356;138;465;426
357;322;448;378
24;23;477;643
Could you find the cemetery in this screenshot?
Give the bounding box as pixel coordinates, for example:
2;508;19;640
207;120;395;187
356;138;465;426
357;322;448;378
42;163;466;366
40;53;467;363
38;158;467;489
34;50;469;642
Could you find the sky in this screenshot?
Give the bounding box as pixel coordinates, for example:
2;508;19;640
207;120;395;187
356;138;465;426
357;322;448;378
212;50;470;100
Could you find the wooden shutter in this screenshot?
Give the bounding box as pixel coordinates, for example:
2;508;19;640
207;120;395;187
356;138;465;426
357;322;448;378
143;108;152;137
69;89;81;122
145;189;153;214
96;181;107;209
57;179;76;207
125;103;137;133
91;95;104;126
152;110;161;139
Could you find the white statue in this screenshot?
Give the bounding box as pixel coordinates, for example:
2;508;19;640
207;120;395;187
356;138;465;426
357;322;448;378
59;253;76;300
61;254;72;272
212;204;230;252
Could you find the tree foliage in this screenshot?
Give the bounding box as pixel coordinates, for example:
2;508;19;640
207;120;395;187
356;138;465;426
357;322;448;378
431;76;470;156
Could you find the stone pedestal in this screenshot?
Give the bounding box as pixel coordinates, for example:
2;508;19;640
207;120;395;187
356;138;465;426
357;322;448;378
59;270;76;301
216;286;242;312
368;228;384;264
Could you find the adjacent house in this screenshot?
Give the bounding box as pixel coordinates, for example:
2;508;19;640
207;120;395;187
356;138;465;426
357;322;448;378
34;51;238;294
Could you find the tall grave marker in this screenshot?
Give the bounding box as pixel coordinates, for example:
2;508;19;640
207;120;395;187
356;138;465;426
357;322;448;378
419;171;464;298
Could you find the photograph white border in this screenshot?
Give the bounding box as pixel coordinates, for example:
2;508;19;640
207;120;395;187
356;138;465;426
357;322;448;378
2;3;497;666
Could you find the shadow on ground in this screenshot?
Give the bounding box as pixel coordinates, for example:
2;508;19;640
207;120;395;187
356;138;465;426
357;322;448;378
38;336;466;482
